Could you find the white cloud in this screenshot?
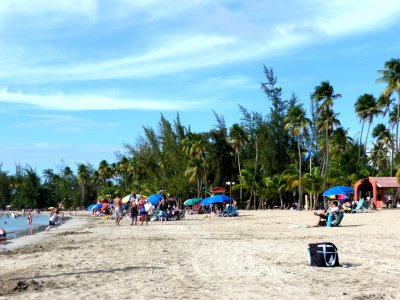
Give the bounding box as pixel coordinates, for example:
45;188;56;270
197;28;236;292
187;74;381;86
0;0;400;85
198;75;257;91
0;88;208;111
10;113;119;132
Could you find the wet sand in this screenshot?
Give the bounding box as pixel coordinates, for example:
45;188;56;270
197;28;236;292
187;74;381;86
0;210;399;299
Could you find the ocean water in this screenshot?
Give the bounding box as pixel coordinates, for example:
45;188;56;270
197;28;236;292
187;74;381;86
0;213;49;241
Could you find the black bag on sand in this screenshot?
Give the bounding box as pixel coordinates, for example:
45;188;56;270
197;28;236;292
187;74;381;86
307;242;339;267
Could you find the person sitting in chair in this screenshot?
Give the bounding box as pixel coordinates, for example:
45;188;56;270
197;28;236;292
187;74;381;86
314;201;339;226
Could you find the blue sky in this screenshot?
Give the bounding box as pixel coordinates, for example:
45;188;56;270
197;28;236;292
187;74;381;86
1;0;400;174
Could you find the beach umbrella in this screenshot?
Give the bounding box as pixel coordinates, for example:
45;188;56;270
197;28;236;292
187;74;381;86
87;204;97;210
93;203;102;210
122;195;132;204
184;198;201;206
201;195;232;205
101;203;109;211
148;194;163;205
323;186;354;197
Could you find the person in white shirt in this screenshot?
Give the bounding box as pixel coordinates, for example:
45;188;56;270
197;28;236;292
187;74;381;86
314;201;339;226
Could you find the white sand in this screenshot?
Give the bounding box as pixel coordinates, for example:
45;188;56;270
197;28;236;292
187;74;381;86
0;210;399;299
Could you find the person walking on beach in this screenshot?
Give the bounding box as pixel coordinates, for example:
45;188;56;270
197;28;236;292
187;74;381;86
158;197;167;224
46;210;58;231
27;212;33;225
130;194;138;225
0;227;6;241
114;195;123;226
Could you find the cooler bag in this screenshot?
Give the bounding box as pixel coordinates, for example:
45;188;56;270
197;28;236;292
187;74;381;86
307;242;339;267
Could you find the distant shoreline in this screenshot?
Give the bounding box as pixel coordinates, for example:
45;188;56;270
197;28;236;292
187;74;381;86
0;214;90;252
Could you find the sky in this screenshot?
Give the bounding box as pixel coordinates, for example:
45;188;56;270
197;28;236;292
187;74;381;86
1;0;400;175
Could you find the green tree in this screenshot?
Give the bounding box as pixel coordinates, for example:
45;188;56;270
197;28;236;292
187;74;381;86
377;58;400;153
77;163;89;207
312;81;342;191
229;123;247;204
285;104;311;210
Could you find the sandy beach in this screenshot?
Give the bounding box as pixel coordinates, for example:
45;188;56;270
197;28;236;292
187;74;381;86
1;209;399;300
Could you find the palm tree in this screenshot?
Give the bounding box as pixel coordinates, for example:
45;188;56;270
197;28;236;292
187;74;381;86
312;81;341;191
263;174;286;208
98;160;111;197
77;163;89;207
363;94;380;149
284;104;311;210
355;94;372;160
182;133;208;197
370;141;389;173
377;58;400;153
304;167;324;210
117;156;129;193
229;123;247;204
372;123;393;174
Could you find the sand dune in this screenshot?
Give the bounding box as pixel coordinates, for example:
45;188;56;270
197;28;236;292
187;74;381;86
1;210;399;299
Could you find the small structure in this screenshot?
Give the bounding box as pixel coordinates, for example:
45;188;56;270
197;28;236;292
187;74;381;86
353;177;400;209
210;187;226;195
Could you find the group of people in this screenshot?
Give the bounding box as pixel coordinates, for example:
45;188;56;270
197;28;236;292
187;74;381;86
114;194;152;226
112;194;182;226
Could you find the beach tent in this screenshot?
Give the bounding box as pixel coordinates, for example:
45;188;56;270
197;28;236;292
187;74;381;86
201;195;232;206
149;194;163;205
184;198;201;206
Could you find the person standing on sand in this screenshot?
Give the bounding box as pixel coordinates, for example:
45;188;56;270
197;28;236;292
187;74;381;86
158;198;167;224
0;227;6;240
138;197;148;226
114;195;123;226
130;194;138;225
27;212;33;225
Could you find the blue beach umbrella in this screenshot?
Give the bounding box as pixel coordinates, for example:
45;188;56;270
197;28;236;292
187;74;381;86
93;203;102;210
323;186;354;197
201;195;232;205
148;194;163;205
87;204;97;211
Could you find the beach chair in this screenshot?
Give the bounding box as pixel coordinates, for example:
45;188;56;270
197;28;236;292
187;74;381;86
223;206;239;217
352;198;370;213
175;209;186;220
331;211;344;227
227;206;238;217
150;207;160;221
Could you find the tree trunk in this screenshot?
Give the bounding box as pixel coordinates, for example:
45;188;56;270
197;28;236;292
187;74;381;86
323;121;329;207
238;151;242;205
358;120;365;161
397;96;400;153
298;137;303;211
365;118;372;151
251;138;259;210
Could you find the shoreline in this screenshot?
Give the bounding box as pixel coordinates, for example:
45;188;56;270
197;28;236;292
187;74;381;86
0;215;90;252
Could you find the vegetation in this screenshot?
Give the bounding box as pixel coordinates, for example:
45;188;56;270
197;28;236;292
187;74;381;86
1;59;399;210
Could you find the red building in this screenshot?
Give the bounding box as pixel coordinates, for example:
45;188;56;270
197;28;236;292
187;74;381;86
353;177;400;209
